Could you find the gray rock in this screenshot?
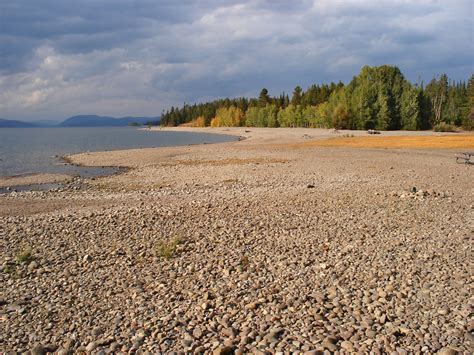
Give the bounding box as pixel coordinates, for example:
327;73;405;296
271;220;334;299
31;344;45;355
322;336;338;351
182;338;193;347
340;340;354;351
213;345;235;355
85;341;97;352
193;327;204;339
437;347;457;355
28;260;38;270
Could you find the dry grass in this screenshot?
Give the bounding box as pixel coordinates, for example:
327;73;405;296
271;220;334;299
222;178;240;184
296;135;474;149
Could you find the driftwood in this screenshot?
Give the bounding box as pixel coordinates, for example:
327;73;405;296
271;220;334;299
367;129;381;134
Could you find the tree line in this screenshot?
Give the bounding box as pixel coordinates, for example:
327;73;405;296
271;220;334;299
160;65;474;131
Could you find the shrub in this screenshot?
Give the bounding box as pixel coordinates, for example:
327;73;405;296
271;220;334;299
3;264;17;275
240;255;250;270
189;116;206;127
155;236;184;259
463;109;474;131
433;122;457;132
16;247;33;263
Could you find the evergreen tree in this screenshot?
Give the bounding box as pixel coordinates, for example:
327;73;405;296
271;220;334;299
258;88;270;107
464;75;474;130
291;86;302;106
158;65;470;131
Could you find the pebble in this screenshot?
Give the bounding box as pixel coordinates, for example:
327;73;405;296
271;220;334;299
85;341;97;352
340;340;354;351
2;132;471;353
437;347;457;355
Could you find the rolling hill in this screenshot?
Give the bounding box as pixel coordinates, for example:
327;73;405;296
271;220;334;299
59;115;160;127
0;118;40;128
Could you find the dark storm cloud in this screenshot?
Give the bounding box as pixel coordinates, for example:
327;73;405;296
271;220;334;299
0;0;472;120
0;0;191;73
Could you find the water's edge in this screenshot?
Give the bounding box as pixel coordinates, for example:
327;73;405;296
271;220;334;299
0;130;240;193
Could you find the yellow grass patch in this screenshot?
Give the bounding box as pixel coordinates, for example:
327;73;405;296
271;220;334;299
303;135;474;149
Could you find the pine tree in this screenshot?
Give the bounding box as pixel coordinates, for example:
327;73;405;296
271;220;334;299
291;86;302;106
258;88;270;107
464;74;474;130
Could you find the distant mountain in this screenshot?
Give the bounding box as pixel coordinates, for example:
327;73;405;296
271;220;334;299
0;115;160;128
59;115;160;127
34;119;60;127
0;118;39;128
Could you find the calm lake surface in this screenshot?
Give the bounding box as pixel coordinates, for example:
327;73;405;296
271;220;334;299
0;127;236;178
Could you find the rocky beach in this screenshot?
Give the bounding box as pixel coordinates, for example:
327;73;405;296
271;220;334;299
1;127;473;354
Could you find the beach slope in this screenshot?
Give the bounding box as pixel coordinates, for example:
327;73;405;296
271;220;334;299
1;128;473;353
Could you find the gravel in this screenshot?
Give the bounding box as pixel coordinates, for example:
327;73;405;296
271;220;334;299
1;128;473;353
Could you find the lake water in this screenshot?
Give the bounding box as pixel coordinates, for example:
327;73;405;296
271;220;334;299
0;127;236;178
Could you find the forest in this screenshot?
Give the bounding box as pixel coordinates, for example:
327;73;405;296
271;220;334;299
160;65;474;131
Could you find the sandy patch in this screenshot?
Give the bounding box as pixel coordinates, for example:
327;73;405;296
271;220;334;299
0;173;72;188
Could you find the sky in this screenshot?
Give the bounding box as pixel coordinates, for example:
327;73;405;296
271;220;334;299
0;0;473;121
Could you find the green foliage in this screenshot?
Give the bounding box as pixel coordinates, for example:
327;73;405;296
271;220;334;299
425;74;448;126
245;105;279;127
464;109;474;131
433;122;457;132
303;104;328;128
16;247;33;263
291;86;303;106
327;88;352;129
345;65;405;130
159;66;471;131
3;264;17;275
400;84;421;130
332;104;351;129
258;88;270;107
277;104;303;127
155;236;183;259
375;91;391;130
463;75;474;130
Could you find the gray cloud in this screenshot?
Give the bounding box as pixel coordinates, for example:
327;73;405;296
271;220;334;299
0;0;472;120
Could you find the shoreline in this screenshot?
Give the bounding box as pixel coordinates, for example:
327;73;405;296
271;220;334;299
2;127;472;190
0;128;240;191
1;127;472;191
